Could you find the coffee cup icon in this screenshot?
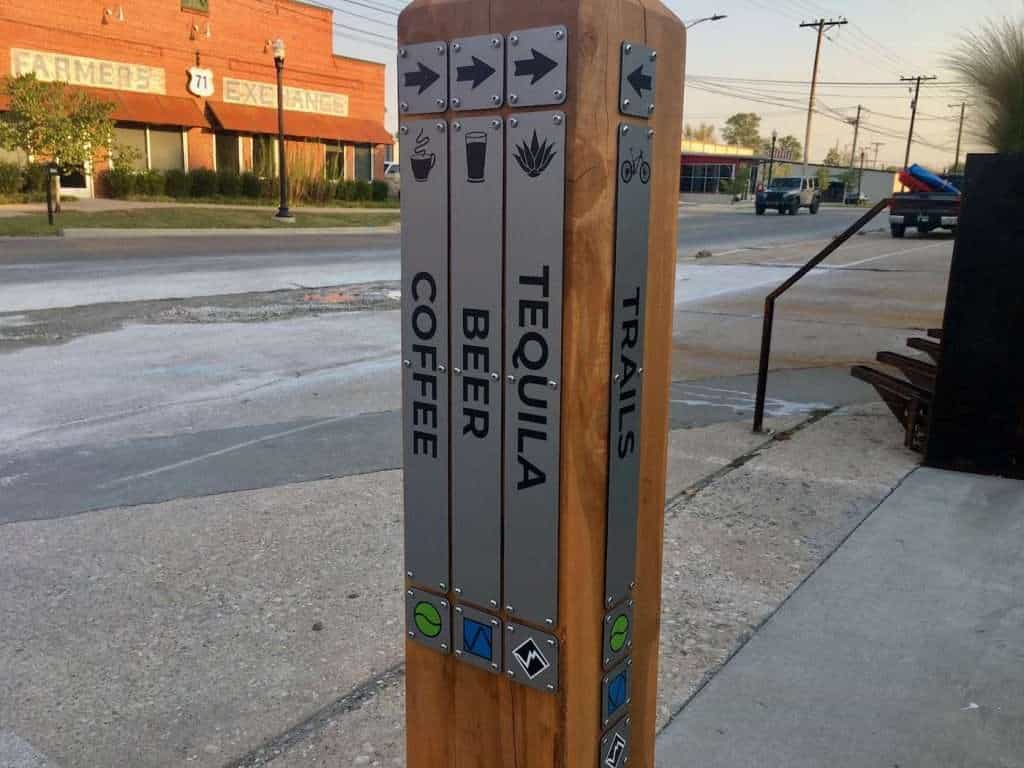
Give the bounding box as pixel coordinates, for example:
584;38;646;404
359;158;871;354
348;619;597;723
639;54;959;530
411;152;436;182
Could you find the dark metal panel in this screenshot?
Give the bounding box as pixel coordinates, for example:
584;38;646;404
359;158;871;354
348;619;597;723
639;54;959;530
619;41;658;118
605;124;653;608
398;42;448;115
504;111;566;627
603;599;634;670
504;620;559;694
453;604;503;674
401;119;450;593
599;716;631;768
406;588;452;655
506;26;568;109
601;657;633;729
451;116;504;609
449;34;505;112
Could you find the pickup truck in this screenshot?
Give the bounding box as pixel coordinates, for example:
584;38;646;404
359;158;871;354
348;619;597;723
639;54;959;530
756;176;822;216
889;193;960;238
888;169;963;238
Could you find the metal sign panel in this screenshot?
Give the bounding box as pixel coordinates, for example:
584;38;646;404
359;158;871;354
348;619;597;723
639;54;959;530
505;621;559;693
406;588;451;655
599;716;631;768
451;116;504;610
453;604;503;674
601;658;633;728
449;35;505;112
504;111;566;627
401;119;450;593
619;42;658;118
605;124;653;609
398;41;448;115
507;26;568;109
603;600;634;670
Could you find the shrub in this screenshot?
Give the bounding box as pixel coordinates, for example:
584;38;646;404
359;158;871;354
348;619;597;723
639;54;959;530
240;172;262;198
136;170;165;197
334;180;355;201
0;162;21;194
260;176;279;200
217;170;242;197
371;180;389;202
353;180;372;201
188;168;218;197
22;164;49;193
105;168;137;198
305;177;331;204
164;169;191;198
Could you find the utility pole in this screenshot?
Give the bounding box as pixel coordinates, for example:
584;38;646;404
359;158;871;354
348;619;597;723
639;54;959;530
767;129;778;186
871;141;885;169
949;101;967;173
900;74;937;169
858;149;865;199
799;17;848;183
846;104;861;201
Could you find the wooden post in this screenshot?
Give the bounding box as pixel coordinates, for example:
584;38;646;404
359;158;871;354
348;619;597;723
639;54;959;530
398;2;684;766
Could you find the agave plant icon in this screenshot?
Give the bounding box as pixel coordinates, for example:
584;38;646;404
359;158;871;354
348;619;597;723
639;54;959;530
513;131;558;178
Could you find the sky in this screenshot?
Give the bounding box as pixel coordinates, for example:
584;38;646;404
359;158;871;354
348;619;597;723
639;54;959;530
322;0;1019;171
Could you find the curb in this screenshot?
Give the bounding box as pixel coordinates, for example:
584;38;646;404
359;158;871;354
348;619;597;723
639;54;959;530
59;225;400;239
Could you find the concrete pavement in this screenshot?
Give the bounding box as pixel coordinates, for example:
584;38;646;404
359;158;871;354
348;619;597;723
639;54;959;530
656;467;1024;767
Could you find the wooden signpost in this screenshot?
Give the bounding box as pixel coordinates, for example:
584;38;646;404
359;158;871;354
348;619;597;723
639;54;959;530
398;1;685;765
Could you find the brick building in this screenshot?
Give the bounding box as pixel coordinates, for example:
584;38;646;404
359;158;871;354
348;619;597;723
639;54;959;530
0;0;392;197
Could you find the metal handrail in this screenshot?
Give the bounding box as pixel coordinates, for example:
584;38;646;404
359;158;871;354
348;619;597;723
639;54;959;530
752;198;891;432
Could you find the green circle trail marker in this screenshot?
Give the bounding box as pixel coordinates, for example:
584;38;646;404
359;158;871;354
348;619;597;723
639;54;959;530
414;601;443;638
610;614;630;653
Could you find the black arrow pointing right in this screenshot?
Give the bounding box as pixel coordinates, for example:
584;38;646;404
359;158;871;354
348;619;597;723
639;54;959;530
456;56;496;89
514;48;558;85
404;62;441;95
627;65;653;98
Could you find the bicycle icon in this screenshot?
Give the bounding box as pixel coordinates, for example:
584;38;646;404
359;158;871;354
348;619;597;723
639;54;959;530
620;148;651;185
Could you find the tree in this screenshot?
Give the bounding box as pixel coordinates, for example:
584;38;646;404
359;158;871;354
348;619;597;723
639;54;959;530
0;74;116;209
684;122;717;142
816;166;831;193
947;17;1024;153
823;146;844;166
721;112;762;149
777;135;803;162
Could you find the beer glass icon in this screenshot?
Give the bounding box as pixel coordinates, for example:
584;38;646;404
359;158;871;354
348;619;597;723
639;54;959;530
465;131;488;183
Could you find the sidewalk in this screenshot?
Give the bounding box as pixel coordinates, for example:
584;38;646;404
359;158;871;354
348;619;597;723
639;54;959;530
0;402;918;767
656;467;1024;767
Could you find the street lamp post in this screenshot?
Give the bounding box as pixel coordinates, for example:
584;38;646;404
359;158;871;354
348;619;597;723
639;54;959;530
685;13;727;28
271;39;293;222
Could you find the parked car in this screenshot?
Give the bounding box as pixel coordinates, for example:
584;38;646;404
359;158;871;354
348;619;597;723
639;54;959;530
756;176;822;215
844;191;870;205
384;161;401;198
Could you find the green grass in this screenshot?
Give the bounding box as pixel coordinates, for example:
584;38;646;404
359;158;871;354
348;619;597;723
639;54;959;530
123;194;400;209
0;207;400;237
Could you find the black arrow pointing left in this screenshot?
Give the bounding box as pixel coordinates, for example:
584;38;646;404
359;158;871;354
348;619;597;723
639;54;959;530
456;56;496;89
404;62;441;95
627;65;653;98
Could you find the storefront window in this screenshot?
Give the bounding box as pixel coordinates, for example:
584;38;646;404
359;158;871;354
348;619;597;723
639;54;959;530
253;135;275;178
325;141;345;181
150;129;185;171
354;144;372;181
113;126;147;171
216;133;240;173
680;163;736;194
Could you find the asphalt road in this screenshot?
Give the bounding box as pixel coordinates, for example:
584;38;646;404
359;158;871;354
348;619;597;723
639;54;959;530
0;204;947;525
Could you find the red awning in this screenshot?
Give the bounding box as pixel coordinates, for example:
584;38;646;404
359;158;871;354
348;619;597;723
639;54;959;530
207;102;392;145
103;90;208;128
0;90;206;128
